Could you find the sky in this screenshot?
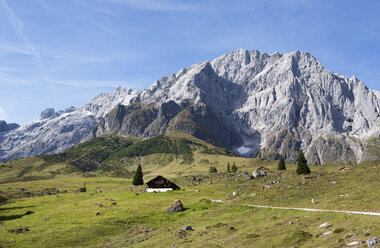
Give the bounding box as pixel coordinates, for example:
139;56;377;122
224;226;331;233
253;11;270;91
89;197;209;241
0;0;379;124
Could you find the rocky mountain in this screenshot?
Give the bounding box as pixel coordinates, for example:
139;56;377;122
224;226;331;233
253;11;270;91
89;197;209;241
0;120;19;133
90;49;380;164
0;87;138;162
1;49;379;164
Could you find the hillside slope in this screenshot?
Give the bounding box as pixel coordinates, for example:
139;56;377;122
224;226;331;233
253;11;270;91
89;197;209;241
0;131;238;183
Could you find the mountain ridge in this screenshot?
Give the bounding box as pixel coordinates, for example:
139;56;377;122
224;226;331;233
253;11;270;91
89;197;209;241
1;49;379;164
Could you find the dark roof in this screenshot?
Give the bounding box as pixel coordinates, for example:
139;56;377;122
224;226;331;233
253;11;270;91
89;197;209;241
146;175;180;190
257;167;269;171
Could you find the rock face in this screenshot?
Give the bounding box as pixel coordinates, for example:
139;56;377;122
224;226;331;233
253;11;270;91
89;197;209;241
0;120;19;133
91;49;380;164
0;87;138;162
1;49;379;164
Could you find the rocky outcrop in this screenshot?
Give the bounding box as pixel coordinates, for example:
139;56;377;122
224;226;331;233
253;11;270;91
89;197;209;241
0;120;19;133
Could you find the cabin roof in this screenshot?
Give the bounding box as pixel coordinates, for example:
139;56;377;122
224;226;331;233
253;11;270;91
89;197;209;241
146;175;180;190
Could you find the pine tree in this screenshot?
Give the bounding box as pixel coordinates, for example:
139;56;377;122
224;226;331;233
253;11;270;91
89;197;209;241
214;166;218;173
231;162;238;172
278;155;286;170
132;164;144;186
296;150;310;175
227;162;231;172
209;166;217;173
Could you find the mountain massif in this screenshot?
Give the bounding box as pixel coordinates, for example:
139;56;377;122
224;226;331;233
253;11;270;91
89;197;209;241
1;49;379;164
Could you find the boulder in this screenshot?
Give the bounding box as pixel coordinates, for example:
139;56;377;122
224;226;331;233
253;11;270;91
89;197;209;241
166;200;184;213
253;170;267;178
182;225;193;231
367;237;379;248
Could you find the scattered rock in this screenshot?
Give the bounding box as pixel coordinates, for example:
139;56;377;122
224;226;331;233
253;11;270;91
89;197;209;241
44;217;49;221
270;180;280;184
289;221;294;224
346;241;361;246
8;227;30;233
182;225;193;231
331;181;337;184
318;222;331;228
232;192;237;196
319;231;331;237
311;198;316;204
75;187;86;193
96;211;101;216
252;170;267;178
367;237;379;248
166;200;184;213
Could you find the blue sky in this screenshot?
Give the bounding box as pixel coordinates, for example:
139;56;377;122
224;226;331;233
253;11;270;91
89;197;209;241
0;0;379;124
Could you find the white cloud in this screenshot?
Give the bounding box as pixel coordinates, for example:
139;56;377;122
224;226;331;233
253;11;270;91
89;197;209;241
0;106;8;120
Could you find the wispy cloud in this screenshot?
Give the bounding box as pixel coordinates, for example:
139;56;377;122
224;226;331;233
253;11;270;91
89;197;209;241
0;43;35;56
0;0;49;81
104;0;197;11
0;106;8;120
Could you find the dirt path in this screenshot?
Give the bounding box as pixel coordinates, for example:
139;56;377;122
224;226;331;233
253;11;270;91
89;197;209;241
211;200;380;216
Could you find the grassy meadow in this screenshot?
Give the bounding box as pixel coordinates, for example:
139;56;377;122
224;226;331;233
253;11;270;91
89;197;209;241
0;132;379;247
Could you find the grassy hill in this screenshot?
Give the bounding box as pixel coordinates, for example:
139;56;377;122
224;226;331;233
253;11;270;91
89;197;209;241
0;131;239;184
0;131;379;247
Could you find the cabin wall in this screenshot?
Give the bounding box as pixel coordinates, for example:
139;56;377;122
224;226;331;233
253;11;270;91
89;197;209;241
147;188;173;193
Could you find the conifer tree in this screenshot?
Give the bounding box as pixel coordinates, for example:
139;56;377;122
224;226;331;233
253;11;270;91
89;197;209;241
227;162;231;172
278;155;286;170
296;150;310;175
132;164;144;186
231;162;238;172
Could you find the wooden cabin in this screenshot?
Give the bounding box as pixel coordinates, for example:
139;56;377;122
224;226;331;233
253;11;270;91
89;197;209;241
146;175;180;193
257;167;269;171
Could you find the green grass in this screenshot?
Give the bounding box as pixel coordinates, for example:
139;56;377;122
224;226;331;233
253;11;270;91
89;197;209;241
0;131;379;247
0;160;379;247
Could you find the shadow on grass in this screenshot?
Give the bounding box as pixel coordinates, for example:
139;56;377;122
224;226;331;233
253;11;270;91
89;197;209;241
0;206;34;211
0;210;34;221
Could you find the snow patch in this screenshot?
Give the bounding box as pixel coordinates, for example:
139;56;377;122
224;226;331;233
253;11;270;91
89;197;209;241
236;146;251;154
